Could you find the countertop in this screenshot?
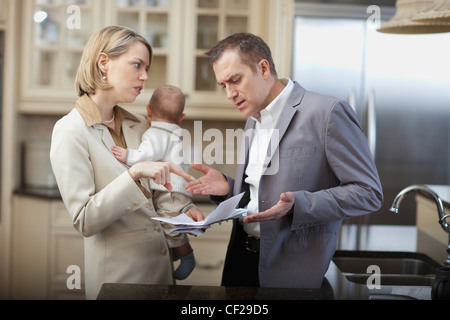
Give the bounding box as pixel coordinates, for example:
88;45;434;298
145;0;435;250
96;225;446;301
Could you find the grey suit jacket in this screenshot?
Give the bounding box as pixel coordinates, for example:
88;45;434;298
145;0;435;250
222;82;383;288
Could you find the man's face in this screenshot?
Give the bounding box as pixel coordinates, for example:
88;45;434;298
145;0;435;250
213;49;270;119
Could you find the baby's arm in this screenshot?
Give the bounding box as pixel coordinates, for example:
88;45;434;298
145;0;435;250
111;146;128;164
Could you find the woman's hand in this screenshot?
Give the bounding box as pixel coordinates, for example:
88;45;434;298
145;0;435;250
185;163;230;196
128;161;195;191
185;206;205;222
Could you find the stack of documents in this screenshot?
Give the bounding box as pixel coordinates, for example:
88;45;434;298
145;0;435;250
152;193;246;236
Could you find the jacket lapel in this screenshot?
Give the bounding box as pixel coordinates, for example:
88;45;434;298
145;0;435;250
122;119;141;149
261;82;306;175
235;82;307;186
92;119;140;157
234;119;256;195
93;124;116;153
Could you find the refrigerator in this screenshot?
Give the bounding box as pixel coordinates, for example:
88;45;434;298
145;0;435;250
292;2;450;225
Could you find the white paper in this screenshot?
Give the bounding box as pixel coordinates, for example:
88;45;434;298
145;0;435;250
152;193;245;235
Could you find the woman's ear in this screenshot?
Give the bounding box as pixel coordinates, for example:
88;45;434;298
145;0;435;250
97;53;109;74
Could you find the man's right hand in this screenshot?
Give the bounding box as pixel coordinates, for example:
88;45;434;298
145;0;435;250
185;163;230;196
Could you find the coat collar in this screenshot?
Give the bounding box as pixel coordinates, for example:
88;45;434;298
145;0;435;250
240;81;307;171
75;94;142;151
75;94;140;127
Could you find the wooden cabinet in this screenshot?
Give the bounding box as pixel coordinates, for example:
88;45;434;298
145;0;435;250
181;0;262;119
11;195;85;300
18;0;292;119
0;0;8;24
20;0;102;106
416;194;449;246
11;197;233;297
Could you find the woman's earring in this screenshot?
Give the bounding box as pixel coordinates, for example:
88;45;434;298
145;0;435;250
103;74;107;80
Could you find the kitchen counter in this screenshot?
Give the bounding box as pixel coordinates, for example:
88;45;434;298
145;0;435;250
14;187;61;200
96;225;445;301
96;261;361;300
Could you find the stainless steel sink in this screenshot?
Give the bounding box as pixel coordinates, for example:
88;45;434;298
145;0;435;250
345;274;435;286
332;250;441;286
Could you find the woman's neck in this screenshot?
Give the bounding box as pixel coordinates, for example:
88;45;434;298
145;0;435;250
90;90;116;122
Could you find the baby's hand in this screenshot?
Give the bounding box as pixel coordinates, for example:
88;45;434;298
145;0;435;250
111;146;128;163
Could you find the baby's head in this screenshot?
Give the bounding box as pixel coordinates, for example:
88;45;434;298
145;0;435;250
147;85;185;125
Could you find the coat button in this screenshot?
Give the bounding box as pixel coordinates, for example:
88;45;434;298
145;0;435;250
161;249;168;256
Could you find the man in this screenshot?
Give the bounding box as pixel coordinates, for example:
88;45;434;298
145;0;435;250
185;33;383;288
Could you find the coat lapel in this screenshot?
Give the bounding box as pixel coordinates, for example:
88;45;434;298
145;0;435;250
234;119;256;195
122;119;141;149
261;82;306;175
93;124;116;153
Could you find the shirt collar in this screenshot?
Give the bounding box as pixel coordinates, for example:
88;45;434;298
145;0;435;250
251;78;294;127
75;94;140;127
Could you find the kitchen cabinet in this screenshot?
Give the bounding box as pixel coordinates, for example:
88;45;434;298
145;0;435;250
11;195;85;300
0;0;7;24
18;0;277;119
415;186;450;248
10;196;232;298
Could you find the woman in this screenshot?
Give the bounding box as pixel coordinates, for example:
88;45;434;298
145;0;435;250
50;26;201;299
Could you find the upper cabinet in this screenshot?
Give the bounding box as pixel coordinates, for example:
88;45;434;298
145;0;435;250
181;0;262;119
18;0;292;119
0;0;8;25
20;0;102;112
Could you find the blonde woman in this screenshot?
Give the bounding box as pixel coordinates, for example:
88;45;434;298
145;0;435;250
50;26;202;299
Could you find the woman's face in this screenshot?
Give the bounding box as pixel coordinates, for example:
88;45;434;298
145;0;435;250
105;41;150;104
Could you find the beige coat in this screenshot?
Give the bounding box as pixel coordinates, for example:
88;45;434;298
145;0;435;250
50;104;174;300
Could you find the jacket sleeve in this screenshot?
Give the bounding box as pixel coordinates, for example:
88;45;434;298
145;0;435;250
50;117;149;237
291;100;383;230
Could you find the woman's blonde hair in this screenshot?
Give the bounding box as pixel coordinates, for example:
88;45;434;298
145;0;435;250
75;26;152;97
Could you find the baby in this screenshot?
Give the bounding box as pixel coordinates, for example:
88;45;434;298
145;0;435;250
112;85;200;281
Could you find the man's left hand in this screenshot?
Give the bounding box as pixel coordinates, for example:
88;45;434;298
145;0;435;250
243;192;295;223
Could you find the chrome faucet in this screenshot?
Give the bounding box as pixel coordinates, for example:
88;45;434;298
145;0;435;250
390;184;450;266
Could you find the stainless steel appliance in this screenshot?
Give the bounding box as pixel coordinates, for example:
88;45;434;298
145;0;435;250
292;1;450;225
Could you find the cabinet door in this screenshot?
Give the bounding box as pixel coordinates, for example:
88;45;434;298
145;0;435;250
0;0;7;23
21;0;101;105
105;0;184;107
182;0;262;119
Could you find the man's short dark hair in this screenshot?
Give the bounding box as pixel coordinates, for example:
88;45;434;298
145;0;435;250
205;33;278;77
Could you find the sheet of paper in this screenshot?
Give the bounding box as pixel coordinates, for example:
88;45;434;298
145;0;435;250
152;193;245;235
